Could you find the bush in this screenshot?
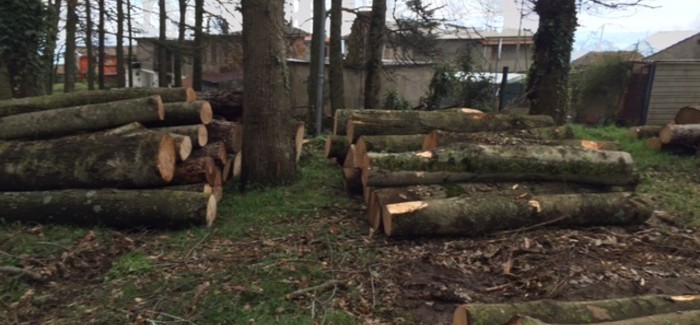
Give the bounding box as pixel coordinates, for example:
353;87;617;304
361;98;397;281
571;55;632;124
383;89;412;110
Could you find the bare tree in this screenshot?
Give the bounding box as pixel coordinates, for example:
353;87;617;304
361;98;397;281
44;0;63;94
307;0;326;131
85;0;96;90
98;0;105;89
364;0;387;109
329;0;345;114
158;0;168;87
174;0;187;87
127;0;133;87
116;0;126;87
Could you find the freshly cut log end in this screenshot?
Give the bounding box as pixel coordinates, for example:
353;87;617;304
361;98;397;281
185;87;197;103
659;124;700;146
232;152;242;178
157;134;177;182
222;154;234;182
205;195;217;227
173;134;193;161
197;125;208;147
153;124;208;148
171;156;217;186
647;137;662;151
153;96;165;120
106;122;146;136
200;101;213;124
211;186;223;202
674;105;700;124
294;121;305;163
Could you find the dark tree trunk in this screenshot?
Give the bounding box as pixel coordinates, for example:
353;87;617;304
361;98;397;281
85;0;96;90
526;0;577;125
364;0;387;109
307;0;325;130
193;0;204;91
98;0;106;89
44;0;62;94
0;60;11;100
116;0;126;87
64;0;78;93
241;0;297;186
174;0;186;87
329;0;345;113
158;0;168;87
127;0;133;87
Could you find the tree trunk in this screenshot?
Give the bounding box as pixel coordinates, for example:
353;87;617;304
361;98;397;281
116;0;126;87
0;87;195;117
145;101;213;127
152;124;208;148
98;0;105;89
64;0;78;93
368;182;617;231
307;0;325;131
127;0;134;87
627;125;662;139
85;0;96;90
384;192;651;237
675;105;700;124
241;0;297;186
506;311;700;325
174;0;186;87
364;0;387;109
424;126;575;150
0;60;11;100
453;295;700;325
329;0;345;114
659;124;700;146
43;0;62;94
192;0;204;91
325;135;350;165
362;144;638;188
0;132;176;191
0;189;216;228
205;120;242;153
190;141;227;166
0;95;164;140
158;0;168;87
171;156;219;187
526;0;576;125
347;112;555;142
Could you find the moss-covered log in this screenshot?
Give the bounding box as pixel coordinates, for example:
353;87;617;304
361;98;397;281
368;182;617;231
506;310;700;325
453;294;700;325
0;132;175;191
424;126;575;150
190;141;227;166
145;100;213;127
153;124;208;148
170;156;218;187
0;87;195;118
384;192;651;237
0;96;164;140
0;189;215;228
115;128;192;161
346;112;554;142
332;108;485;135
627;125;663;139
325;135;350;165
105;122;147;136
659;124;700;146
362;144;638;188
675;105;700;124
355;134;425;164
423;130;619;151
205;120;241;153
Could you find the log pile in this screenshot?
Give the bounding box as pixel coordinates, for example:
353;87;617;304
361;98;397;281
638;106;700;154
326;108;651;238
0;87;240;228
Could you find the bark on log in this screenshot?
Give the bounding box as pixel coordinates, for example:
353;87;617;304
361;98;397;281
627;125;663;139
368;182;618;231
423;131;619;151
190;141;227;166
0;133;175;191
0;189;215;228
155;183;222;202
205;120;241;153
170;156;218;187
197;89;243;121
384;192;651;237
453;294;700;325
332;108;484;135
145;100;213;127
222;154;234;182
116;128;192;161
105;122;147;136
659;124;700;146
674;105;700;124
362;144;638;188
346;112;555;142
0;87;195;118
506;310;700;325
325;135;350;165
153;124;208;148
424;126;575;150
0;95;164;140
355;134;425;159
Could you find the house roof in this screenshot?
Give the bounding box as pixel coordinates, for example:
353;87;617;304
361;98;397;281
571;51;644;68
637;30;698;56
436;27;534;41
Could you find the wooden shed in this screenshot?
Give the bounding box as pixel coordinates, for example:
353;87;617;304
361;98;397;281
643;60;700;125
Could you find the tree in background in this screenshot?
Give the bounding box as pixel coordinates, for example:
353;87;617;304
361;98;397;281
307;0;326;131
192;0;204;91
43;0;62;94
174;0;187;87
240;0;297;186
85;0;96;90
363;0;387;109
158;0;168;87
329;0;345;115
98;0;106;89
116;0;126;87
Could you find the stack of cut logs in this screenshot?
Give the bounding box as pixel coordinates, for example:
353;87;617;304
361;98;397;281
326;108;652;238
632;105;700;155
0;87;304;228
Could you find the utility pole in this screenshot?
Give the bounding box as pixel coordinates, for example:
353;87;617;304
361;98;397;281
314;0;326;136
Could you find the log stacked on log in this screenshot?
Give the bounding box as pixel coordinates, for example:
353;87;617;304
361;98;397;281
325;108;648;238
640;106;700;154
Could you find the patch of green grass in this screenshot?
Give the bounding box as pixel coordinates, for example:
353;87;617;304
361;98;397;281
104;252;154;281
52;82;89;92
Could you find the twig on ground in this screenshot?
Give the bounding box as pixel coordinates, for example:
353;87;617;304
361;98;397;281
0;265;44;282
185;231;212;259
493;215;570;237
286;279;344;300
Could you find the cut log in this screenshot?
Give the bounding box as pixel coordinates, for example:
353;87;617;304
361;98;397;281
355;134;425;166
104;124;192;161
105;122;147;136
332;108;485;135
0;95;164;140
153;124;208;148
0;87;195;118
423;127;575;150
506;310;700;325
197;89;243;121
647;136;662;151
674;105;700;124
423;131;620;151
346;112;555;142
0;132;175;191
294;121;305;163
453;294;700;325
232;152;242;178
362;145;638;188
190;141;227;166
659;124;700;146
171;156;218;187
222;154;235;182
384;192;651;237
157;183;222;202
627;125;663;139
343;145;356;169
205;120;241;153
368;182;617;231
0;189;215;228
325;135;350;165
145;100;213;127
168;133;193;161
343;167;364;195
